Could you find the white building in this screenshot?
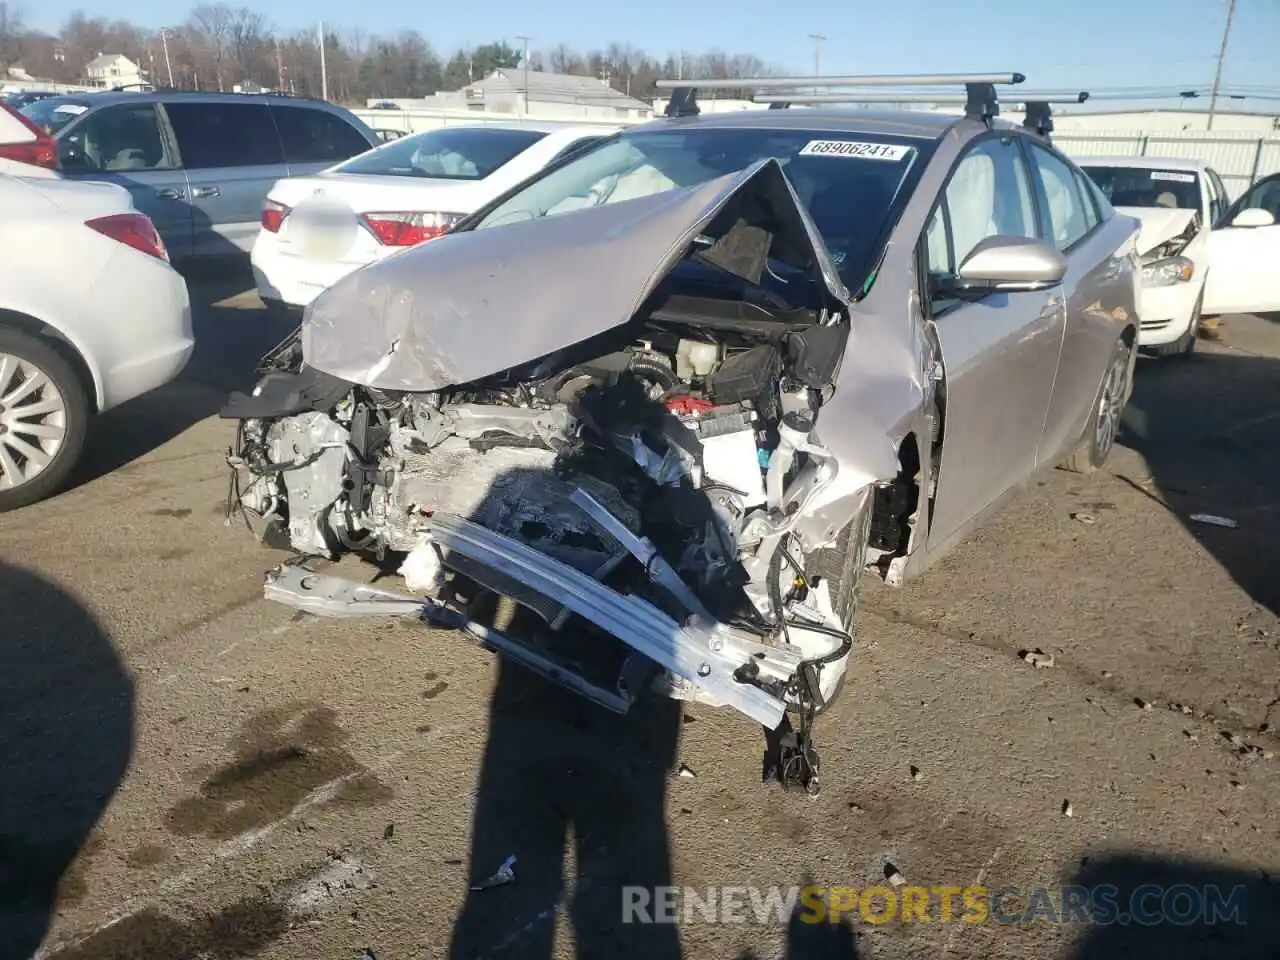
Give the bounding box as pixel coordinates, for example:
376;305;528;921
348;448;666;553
84;54;146;90
1043;109;1280;136
422;70;654;121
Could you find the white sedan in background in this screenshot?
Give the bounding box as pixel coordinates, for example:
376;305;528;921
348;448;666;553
1079;157;1223;357
0;103;193;510
1080;157;1280;356
251;121;618;315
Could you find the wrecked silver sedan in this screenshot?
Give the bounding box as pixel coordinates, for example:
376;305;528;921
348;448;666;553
222;75;1141;792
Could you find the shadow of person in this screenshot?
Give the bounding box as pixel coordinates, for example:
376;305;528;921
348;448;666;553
734;876;862;960
1068;852;1280;958
1120;344;1280;615
0;561;135;960
444;457;689;959
449;665;683;959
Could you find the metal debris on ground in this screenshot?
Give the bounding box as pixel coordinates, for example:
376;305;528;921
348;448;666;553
909;765;923;781
1135;698;1154;711
1020;648;1056;668
1189;513;1238;529
884;863;906;887
1070;512;1098;525
470;855;517;891
358;950;377;960
1062;799;1074;818
1225;732;1246;747
678;763;697;778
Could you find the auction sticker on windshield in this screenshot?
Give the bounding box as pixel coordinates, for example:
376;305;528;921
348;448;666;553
1150;171;1197;183
798;140;910;160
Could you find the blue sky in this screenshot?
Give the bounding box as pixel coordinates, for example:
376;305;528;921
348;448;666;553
26;0;1280;104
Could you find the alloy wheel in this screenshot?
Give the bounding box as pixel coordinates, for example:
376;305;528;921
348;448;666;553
0;352;68;490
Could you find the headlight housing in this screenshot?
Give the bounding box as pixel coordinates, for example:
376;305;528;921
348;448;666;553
1141;256;1194;287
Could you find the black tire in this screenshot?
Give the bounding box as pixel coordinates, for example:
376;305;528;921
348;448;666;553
1061;335;1133;475
0;328;91;512
1148;292;1200;359
807;492;873;632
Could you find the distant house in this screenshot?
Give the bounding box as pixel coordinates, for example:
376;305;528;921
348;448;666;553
428;69;653;121
84;54;146;90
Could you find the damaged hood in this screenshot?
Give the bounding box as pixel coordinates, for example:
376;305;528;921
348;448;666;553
302;158;849;392
1116;206;1199;255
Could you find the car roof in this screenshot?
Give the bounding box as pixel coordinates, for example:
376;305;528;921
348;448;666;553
423;121;618;136
625;106;988;142
37;89;353;113
1076;155;1207;173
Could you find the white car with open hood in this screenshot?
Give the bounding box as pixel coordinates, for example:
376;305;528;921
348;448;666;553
1079;156;1280;355
251;122;618;315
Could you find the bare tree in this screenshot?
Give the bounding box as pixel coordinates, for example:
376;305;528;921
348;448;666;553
0;1;23;73
187;3;235;90
226;7;266;84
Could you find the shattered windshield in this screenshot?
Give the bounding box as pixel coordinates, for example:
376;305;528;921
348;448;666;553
473;127;923;288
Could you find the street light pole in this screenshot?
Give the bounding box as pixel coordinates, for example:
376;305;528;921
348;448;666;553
160;28;175;88
515;35;531;117
1207;0;1236;131
807;33;826;95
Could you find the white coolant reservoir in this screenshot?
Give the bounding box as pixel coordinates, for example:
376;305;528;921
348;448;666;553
676;339;720;380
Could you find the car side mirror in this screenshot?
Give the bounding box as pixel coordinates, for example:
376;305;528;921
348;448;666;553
931;235;1068;298
1231;207;1276;228
57;139;86;169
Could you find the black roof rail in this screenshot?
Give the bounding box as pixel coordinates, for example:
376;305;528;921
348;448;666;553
655;72;1025;123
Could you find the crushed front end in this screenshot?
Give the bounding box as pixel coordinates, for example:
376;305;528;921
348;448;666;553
222;162;880;793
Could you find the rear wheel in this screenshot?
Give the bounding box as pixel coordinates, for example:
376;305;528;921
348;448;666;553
0;329;90;511
1061;335;1132;475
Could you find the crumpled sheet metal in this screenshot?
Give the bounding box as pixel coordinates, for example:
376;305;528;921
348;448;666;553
301;159;848;393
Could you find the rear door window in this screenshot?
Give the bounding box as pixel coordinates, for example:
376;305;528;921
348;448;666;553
272;105;372;164
164;101;284;168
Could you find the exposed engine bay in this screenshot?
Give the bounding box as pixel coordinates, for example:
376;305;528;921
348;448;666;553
222;163;881;794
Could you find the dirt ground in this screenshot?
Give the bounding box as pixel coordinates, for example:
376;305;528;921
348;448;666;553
1;276;1277;960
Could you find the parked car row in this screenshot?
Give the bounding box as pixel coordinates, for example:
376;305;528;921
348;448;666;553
13;89;380;260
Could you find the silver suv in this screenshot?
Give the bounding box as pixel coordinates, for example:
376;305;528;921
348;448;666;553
20;91;378;262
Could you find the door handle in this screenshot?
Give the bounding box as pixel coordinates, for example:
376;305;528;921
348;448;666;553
154;187;185;200
191;186;221;199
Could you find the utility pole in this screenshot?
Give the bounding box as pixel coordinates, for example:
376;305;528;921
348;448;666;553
808;33;826;95
1207;0;1236;131
318;21;328;101
515;35;531;116
160;28;174;88
275;37;284;92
